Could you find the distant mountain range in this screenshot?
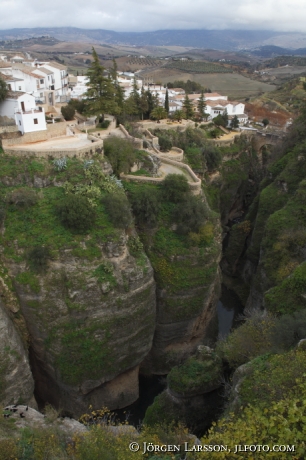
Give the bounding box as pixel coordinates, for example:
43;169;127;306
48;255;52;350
1;28;306;52
248;45;306;58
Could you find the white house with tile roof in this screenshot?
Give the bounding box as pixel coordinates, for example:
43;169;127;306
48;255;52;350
0;73;25;92
0;91;46;134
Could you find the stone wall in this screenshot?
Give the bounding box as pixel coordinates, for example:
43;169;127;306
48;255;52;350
3;138;104;160
122;154;201;195
137;120;196;131
119;124;143;149
0;125;19;134
2;122;68;147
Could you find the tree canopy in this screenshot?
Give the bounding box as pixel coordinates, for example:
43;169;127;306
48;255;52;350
85;48;119;119
0;76;8;102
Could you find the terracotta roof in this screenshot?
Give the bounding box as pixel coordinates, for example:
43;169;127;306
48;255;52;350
36;67;53;75
204;92;223;97
205;99;242;108
47;61;67;70
0;73;23;82
6;90;26;99
12;64;42;78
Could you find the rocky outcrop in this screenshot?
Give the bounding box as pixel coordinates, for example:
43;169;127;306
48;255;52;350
3;404;87;435
12;238;156;417
0;298;35;407
144;346;224;434
143;248;221;374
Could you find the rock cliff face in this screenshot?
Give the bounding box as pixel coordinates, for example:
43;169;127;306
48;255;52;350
0;153;224;416
12;237;156;417
0;298;35;406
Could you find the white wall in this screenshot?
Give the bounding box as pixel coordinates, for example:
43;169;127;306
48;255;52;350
0;99;16;119
15;109;46;134
7;79;26;92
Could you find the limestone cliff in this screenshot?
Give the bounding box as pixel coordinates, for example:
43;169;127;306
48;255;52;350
0;155;156;417
0;298;35;407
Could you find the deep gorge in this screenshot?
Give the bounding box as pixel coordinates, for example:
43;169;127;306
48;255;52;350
2;118;306;453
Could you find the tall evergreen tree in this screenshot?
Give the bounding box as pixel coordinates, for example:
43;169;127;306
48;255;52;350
131;77;140;112
110;58;118;82
183;93;193;120
85;48;118;120
0;77;8;102
197;90;207;119
165;88;169;114
139;87;149;120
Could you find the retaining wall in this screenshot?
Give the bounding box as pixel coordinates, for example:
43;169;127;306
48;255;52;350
122;153;201;195
2;122;68;147
3;138;104;159
119;124;143;149
0;125;19;134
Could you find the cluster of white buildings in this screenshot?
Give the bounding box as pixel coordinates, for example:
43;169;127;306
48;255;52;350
0;53;69;134
113;73;248;126
0;53;248;134
140;84;248;125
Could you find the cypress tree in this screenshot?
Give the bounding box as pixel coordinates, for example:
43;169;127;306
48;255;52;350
165;88;169;114
183;93;193;119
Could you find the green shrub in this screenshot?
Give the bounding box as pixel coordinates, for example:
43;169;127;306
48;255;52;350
104;137;136;176
6;188;38;208
129;186;160;227
56;193;96;232
203;145;222;171
239;349;306;407
158;135;173;151
128;236;143;256
271;308;306;351
102;193;133;229
162;174;189;203
61;105;75;121
97;120;110;129
216;312;275;368
167;353;222;395
68;98;86;114
27;246;51;273
174;195;208;234
0;207;5;224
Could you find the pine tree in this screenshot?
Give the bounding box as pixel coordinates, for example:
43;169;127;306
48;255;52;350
165;88;169;114
197;90;206;119
183;93;193;119
85;48;119;120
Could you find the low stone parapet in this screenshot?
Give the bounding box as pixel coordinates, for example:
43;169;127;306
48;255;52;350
119;124;143;149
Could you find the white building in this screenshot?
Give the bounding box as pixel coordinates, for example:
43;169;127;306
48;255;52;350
0;72;25;92
68;76;88;99
0;91;46;134
43;62;69;102
13;93;46;134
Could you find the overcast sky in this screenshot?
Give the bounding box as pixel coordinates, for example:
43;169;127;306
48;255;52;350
0;0;305;32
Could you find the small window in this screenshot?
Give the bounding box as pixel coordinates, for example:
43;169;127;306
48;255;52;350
40;79;44;84
19;121;21;125
34;118;38;125
8;84;12;90
18;86;21;90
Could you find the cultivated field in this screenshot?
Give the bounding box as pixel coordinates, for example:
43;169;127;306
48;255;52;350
164;60;232;73
140;68;276;99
